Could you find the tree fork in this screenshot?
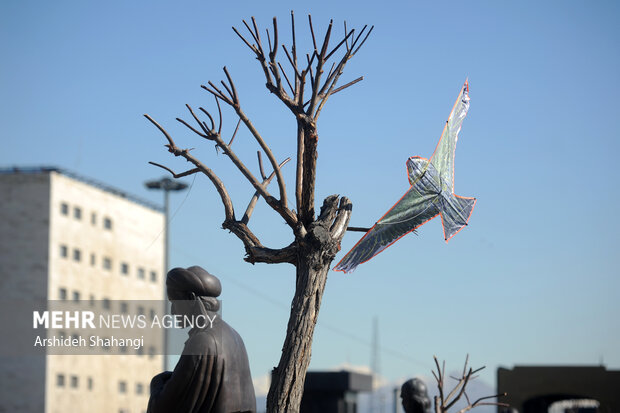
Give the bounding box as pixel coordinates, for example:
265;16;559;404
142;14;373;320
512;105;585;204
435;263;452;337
267;195;352;413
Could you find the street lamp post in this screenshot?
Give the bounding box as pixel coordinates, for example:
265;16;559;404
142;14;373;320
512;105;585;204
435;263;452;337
145;177;188;370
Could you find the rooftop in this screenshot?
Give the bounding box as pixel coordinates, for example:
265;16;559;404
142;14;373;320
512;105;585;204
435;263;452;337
0;166;163;212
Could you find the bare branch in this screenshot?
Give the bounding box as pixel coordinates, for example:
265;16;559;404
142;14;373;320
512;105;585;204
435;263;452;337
278;61;295;95
462;354;470;377
220;80;235;103
144;114;234;221
352;25;374;55
251;17;264;55
471;393;508;407
306;19;333;117
232;26;257;53
148;162;200;178
271;17;279;61
319;19;333;59
242;157;291;225
223;66;239;104
326;61;336;81
346;226;370;232
201;83;229;105
215;96;223;134
229;118;242;146
176;117;207;139
242;240;297;265
330;76;363;95
185;104;211;136
307;55;315;90
432;356;508;413
199;107;215;131
433;356;445;406
266;28;273;58
257;151;267;180
444;375;467;408
242;19;261;48
144;113;175;147
220;219;297;265
290;11;297;63
325;28;355;61
283;45;302;82
308;15;318;53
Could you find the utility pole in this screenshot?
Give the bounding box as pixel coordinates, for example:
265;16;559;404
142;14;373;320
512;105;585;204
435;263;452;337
145;177;188;370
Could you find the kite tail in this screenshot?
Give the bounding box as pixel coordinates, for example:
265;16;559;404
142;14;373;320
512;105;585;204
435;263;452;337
440;195;476;241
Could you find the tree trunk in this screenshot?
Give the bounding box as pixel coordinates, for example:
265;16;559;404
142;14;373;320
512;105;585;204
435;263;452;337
266;195;351;413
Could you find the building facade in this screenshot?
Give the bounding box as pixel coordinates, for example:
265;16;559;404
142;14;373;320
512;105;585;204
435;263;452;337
0;167;165;413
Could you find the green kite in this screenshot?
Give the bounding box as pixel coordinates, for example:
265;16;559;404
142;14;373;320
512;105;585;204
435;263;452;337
334;80;476;273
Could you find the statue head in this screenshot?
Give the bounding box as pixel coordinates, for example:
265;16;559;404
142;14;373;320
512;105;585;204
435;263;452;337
401;378;431;413
166;266;221;319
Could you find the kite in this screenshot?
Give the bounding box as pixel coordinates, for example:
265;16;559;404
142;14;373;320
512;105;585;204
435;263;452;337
334;80;476;273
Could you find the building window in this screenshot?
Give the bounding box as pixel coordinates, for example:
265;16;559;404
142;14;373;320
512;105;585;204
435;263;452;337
136;383;144;395
90;253;96;266
121;262;129;275
149;309;156;320
73;207;82;220
91;212;97;225
137;267;145;280
104;217;113;230
70;375;78;388
120;302;128;313
59;288;67;300
72;291;80;302
103;298;110;310
72;333;79;342
73;248;81;262
56;374;65;387
60;203;69;216
103;257;112;270
60;245;68;258
87;377;93;390
150;271;157;283
137;306;145;316
119;381;127;393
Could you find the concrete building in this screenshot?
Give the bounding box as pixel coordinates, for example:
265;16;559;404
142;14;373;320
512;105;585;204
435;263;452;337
0;167;165;413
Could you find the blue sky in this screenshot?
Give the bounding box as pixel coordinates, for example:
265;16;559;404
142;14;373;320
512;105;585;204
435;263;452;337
2;0;619;390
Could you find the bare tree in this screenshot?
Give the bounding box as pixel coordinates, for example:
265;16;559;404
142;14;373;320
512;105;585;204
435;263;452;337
432;355;508;413
145;12;372;413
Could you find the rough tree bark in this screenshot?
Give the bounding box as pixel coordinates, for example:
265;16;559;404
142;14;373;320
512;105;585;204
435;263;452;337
145;13;372;413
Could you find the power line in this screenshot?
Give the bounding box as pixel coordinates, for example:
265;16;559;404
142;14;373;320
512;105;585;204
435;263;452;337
172;246;431;370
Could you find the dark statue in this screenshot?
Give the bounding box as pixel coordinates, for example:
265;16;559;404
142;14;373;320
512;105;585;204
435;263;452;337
147;266;256;413
401;378;431;413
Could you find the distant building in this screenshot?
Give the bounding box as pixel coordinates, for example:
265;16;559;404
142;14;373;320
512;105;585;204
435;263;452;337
300;370;373;413
497;365;620;413
0;167;165;413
